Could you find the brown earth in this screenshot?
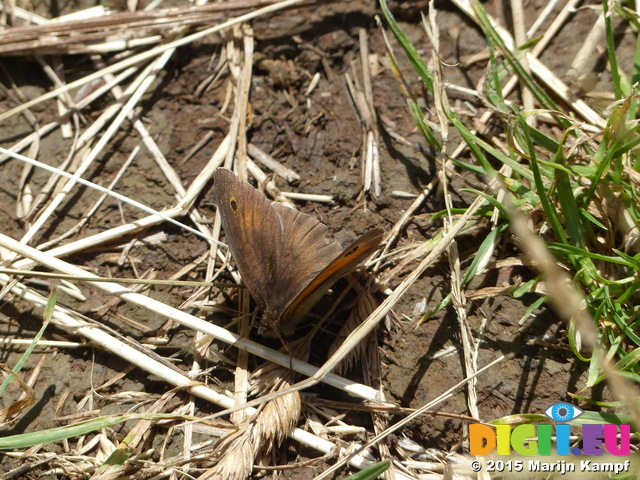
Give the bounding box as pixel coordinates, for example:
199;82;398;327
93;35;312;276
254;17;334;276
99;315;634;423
0;0;627;478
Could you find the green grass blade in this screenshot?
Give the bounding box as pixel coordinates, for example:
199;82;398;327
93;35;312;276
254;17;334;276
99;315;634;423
603;0;622;100
0;413;188;449
515;115;567;244
0;289;55;397
379;0;433;92
462;223;508;285
345;460;391;480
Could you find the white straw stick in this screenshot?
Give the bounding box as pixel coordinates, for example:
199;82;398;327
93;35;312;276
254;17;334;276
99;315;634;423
0;233;380;401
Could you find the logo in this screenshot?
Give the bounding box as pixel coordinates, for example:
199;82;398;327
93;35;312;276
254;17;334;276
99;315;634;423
469;402;631;457
544;402;583;422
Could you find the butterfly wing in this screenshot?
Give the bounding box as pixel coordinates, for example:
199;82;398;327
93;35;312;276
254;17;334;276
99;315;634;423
279;227;384;329
267;202;345;320
212;168;282;311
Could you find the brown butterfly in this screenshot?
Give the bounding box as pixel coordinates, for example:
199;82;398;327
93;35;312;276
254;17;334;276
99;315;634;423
212;168;383;336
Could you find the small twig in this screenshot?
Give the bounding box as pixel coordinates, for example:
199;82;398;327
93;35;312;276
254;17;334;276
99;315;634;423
181;131;215;165
247;143;300;182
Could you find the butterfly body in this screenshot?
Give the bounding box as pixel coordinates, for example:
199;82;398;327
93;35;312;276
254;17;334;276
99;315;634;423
213;168;383;336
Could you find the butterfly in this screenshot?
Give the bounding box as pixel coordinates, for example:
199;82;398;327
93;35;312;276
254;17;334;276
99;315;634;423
212;168;383;336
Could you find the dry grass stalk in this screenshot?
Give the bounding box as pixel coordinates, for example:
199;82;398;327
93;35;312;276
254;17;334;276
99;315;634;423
222;24;254;179
0;0;303;55
527;0;560;37
33;55;74;138
279;190;334;204
0;0;310;124
509;0;536;127
566;11;606;93
0;338;83;348
3;4;102;26
426;5;482;473
225;27;255;461
373;178;438;268
362;328;395;480
247;143;300;182
343;28;382;198
453;0;605;128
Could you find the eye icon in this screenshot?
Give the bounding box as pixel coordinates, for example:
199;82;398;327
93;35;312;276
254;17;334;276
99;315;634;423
544;402;583;422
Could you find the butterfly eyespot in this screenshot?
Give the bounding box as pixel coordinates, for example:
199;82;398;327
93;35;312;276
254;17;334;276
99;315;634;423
229;198;238;211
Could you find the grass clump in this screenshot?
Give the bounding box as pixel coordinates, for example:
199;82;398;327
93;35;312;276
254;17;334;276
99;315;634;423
380;0;640;415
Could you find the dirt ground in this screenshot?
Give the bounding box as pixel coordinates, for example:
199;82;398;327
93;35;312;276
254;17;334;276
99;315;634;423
0;0;628;478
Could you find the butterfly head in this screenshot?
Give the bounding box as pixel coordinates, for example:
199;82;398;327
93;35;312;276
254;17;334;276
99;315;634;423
257;310;292;337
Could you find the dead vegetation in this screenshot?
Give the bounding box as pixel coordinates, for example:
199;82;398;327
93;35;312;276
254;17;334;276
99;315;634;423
0;0;638;479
